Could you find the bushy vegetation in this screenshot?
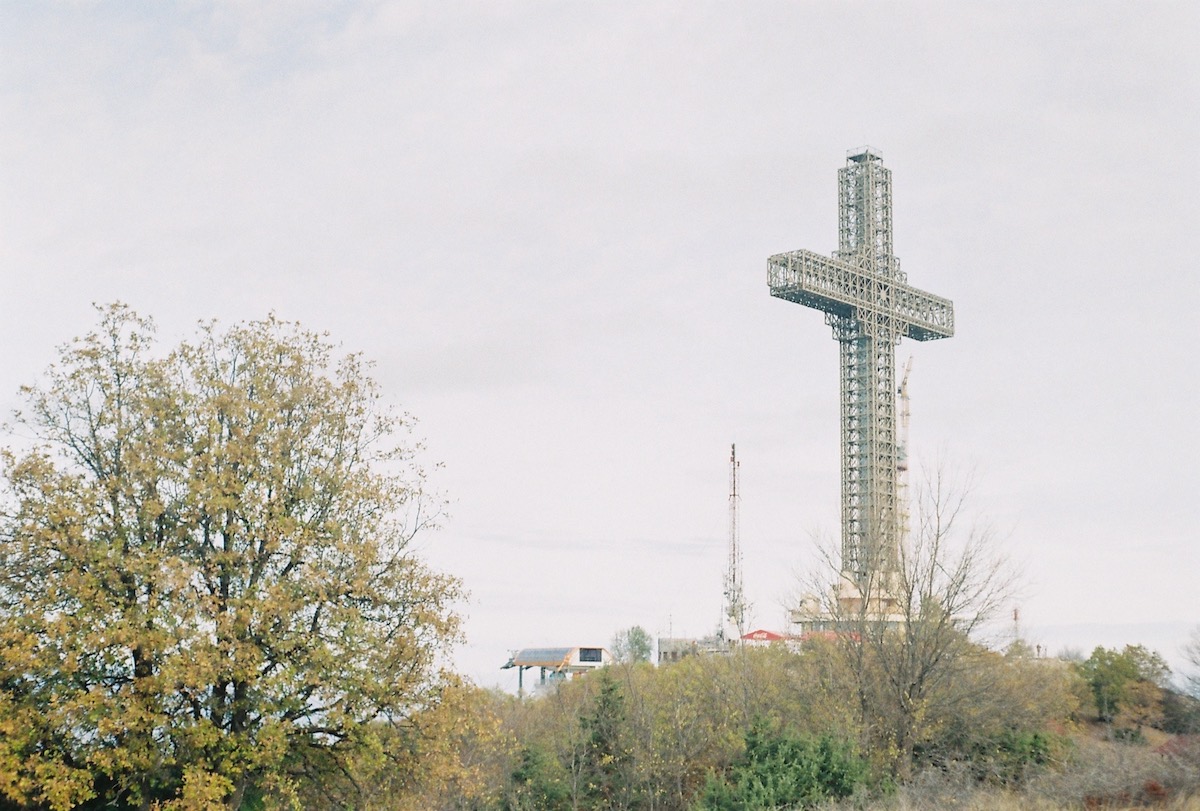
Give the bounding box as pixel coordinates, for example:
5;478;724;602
1077;645;1170;726
695;720;867;810
365;642;1200;811
456;643;1091;811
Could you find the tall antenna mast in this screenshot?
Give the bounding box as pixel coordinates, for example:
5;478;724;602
723;444;746;641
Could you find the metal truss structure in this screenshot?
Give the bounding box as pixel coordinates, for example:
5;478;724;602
768;148;954;589
723;444;746;641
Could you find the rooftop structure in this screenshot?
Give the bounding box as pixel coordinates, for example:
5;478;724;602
657;635;729;664
740;629;793;647
502;645;612;695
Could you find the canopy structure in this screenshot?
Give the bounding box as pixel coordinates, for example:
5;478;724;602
502;645;612;694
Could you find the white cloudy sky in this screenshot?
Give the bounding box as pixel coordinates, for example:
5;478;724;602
2;2;1198;689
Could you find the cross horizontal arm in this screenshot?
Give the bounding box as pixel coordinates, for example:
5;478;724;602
768;249;954;341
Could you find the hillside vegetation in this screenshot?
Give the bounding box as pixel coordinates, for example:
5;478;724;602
335;642;1200;810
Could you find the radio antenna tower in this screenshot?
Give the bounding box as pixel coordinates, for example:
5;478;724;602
768;148;954;597
723;444;747;641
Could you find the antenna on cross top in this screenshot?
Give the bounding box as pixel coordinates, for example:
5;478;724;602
847;145;882;162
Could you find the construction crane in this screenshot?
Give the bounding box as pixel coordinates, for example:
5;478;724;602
723;444;747;642
896;357;913;548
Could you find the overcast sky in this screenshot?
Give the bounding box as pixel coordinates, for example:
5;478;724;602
2;2;1198;690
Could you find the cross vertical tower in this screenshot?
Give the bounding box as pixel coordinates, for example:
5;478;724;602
768;148;954;593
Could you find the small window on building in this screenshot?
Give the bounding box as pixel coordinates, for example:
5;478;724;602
579;647;602;663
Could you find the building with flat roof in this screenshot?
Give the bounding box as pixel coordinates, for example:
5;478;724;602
501;645;612;694
657;635;730;663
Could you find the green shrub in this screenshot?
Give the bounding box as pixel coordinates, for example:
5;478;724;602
694;720;867;810
968;730;1062;785
507;745;571;811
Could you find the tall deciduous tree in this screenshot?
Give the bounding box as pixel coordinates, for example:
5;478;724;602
0;305;462;810
1184;627;1200;700
611;626;653;664
798;465;1018;777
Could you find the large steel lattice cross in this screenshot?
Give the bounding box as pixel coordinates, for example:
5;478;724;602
769;148;954;590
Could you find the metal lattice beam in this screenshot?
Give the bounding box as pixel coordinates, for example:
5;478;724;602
768;148;954;589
